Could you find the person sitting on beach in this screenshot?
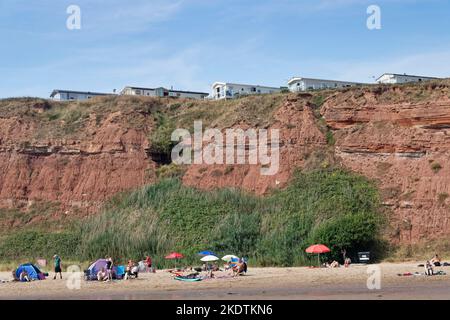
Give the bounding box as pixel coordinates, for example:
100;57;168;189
242;259;248;274
97;267;108;281
232;262;246;277
211;263;220;272
207;269;215;279
431;254;441;267
19;270;31;282
344;257;351;268
124;260;139;280
328;261;339;268
425;261;434;276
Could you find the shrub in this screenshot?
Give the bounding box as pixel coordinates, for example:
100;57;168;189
326;130;335;146
0;231;80;261
76;169;383;267
155;163;186;179
149;112;177;163
431;162;442;173
312;95;326;108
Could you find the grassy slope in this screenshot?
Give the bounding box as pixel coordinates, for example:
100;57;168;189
0;169;384;268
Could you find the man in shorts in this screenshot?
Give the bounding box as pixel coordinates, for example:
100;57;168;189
53;254;62;280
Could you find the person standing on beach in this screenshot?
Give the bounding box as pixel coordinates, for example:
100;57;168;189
145;256;152;272
105;257;113;281
53;255;62;280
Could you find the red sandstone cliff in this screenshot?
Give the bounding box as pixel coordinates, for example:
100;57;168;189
0;97;157;215
1;81;450;243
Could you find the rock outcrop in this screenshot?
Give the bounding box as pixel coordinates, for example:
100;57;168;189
1;82;450;244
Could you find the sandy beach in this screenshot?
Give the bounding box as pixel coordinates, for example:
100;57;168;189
1;262;449;300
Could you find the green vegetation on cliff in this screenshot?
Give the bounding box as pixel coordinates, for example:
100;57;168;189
0;169;384;267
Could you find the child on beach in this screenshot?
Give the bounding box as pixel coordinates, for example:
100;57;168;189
425;261;434;276
53;254;62;280
97;267;108;281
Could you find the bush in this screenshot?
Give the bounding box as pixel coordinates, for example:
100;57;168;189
149;112;177;163
310;212;380;261
155;163;186;179
0;231;80;261
75;169;383;267
326;130;335;146
431;162;442;173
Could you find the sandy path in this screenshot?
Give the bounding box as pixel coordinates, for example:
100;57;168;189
1;262;449;300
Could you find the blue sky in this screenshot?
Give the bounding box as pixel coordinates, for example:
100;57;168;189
1;0;450;98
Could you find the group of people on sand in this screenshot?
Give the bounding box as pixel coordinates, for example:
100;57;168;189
96;256;154;282
173;258;248;280
12;269;31;282
10;254;62;282
322;257;351;269
96;257;114;282
10;253;249;283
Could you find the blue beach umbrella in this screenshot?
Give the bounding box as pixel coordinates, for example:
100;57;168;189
198;250;216;256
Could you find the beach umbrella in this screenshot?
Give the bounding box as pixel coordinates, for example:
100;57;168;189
198;250;216;257
305;244;330;267
165;252;184;269
165;252;184;259
200;255;219;262
222;255;239;262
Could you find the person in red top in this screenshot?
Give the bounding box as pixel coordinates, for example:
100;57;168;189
145;256;152;272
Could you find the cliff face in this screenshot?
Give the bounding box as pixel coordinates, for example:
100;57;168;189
321;84;450;244
181;97;328;194
1;81;450;243
0;97;157;215
183;82;450;244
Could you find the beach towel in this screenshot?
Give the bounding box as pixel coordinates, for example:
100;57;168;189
175;276;202;282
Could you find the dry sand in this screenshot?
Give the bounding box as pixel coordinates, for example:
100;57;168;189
0;262;449;300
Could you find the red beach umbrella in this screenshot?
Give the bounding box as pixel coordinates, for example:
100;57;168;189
165;252;184;270
305;244;331;267
305;244;330;254
165;252;184;259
